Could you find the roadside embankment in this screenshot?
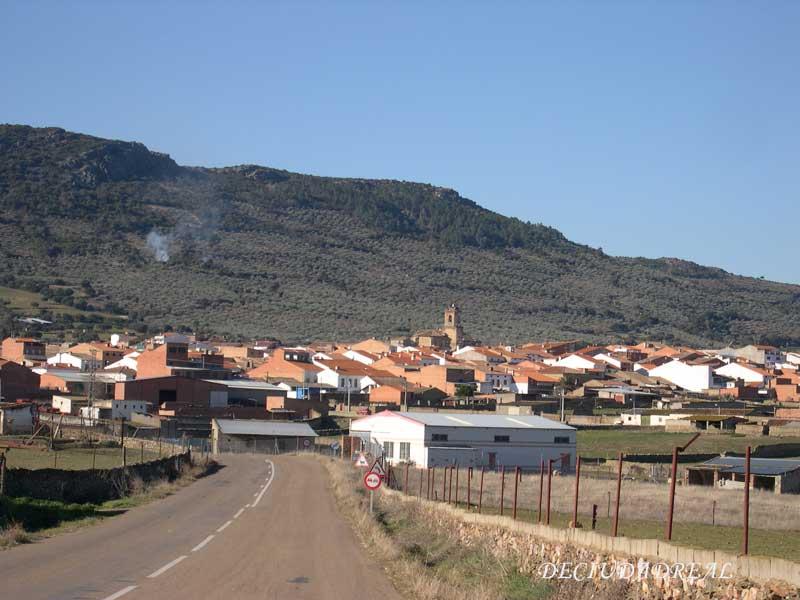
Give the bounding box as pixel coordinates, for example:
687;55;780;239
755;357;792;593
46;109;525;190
325;458;800;599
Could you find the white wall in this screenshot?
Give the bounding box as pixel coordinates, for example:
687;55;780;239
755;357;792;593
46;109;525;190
555;354;600;370
47;352;99;371
343;350;376;365
52;395;77;414
111;399;149;420
714;363;765;384
595;353;622;369
648;361;713;393
316;368;361;391
352;414;576;470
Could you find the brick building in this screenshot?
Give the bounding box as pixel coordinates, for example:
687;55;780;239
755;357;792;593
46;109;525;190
1;337;46;366
0;359;40;402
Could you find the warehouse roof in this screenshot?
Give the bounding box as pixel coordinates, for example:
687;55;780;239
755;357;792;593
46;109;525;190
203;379;284;391
213;419;318;437
356;410;574;430
690;456;800;476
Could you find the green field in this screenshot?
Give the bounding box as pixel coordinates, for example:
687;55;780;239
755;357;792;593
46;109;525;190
3;445;161;470
0;285;123;320
465;504;799;562
576;429;800;458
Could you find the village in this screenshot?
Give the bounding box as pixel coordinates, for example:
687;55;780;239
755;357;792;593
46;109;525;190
2;303;800;496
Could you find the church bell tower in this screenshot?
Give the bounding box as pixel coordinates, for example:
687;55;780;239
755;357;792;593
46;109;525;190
443;303;463;350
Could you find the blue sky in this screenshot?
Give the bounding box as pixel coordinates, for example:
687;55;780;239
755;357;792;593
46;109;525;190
3;2;799;283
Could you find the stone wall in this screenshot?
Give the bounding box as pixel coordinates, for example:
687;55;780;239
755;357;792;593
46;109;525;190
3;451;192;504
383;488;800;596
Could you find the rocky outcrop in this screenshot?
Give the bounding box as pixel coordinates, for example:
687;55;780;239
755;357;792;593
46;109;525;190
63;141;181;186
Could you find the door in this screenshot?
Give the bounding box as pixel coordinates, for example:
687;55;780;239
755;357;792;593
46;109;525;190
488;452;497;469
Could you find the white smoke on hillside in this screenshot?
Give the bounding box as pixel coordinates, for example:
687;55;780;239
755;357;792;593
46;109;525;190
146;230;171;262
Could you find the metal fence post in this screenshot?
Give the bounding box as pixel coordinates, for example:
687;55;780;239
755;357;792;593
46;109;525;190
546;460;553;525
513;466;520;520
612;452;623;537
538;459;544;523
665;446;679;540
447;466;453;503
441;465;446;501
404;463;409;494
743;446;751;555
572;456;581;527
500;465;506;516
419;468;424;498
478;466;484;513
467;467;472;509
454;465;460;506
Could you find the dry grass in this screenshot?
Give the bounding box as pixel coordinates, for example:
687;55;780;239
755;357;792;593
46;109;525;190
322;457;551;600
4;444;162;470
408;466;799;531
0;522;31;549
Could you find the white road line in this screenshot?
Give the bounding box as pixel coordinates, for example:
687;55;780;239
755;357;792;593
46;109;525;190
217;520;233;532
102;586;137;600
245;503;251;508
253;491;259;497
252;460;275;507
191;534;215;552
233;508;245;519
147;555;187;579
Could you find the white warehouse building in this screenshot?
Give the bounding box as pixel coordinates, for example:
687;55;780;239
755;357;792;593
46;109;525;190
351;411;576;472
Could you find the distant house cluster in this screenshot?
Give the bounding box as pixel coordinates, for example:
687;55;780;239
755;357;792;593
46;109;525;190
2;304;800;454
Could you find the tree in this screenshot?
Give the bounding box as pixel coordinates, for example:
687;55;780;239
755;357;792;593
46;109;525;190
455;384;474;398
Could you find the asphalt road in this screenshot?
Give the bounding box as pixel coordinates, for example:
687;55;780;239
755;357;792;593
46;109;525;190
0;454;402;600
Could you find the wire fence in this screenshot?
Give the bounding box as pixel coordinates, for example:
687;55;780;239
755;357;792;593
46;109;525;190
377;456;800;538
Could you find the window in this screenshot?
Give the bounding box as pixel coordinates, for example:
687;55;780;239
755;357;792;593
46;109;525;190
494;435;510;443
383;441;395;458
431;433;448;442
554;436;570;444
399;442;410;461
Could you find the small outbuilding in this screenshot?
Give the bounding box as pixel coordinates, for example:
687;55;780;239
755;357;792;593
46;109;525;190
211;418;318;454
0;402;35;434
687;456;800;494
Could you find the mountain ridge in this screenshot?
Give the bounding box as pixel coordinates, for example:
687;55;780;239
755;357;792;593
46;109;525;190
1;123;798;346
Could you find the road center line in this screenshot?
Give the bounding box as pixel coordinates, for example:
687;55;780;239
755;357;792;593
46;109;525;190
147;556;187;579
233;508;245;519
252;460;275;507
191;534;215;552
217;520;233;532
102;586;137;600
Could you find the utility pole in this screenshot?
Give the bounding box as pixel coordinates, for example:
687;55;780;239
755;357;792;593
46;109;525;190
560;387;565;423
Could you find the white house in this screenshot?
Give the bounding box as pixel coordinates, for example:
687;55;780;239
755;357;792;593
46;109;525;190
80;398;150;421
646;360;714;393
714;362;768;385
52;395;87;415
315;365;364;393
350;411;576;471
105;351;140;372
475;370;514;394
452;346;505;364
47;352;101;372
786;353;800;367
594;353;623;369
342;349;378;365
